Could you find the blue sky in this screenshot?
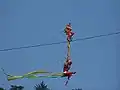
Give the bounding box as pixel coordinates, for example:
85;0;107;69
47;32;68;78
0;0;120;90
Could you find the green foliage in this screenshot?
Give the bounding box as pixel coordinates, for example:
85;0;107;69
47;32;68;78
34;81;50;90
0;87;4;90
72;88;82;90
9;85;24;90
2;81;81;90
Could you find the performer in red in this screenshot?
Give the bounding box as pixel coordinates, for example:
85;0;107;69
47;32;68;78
63;57;72;72
64;23;75;42
63;56;76;86
63;71;76;86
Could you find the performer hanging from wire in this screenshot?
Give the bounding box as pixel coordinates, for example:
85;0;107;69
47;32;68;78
63;58;75;85
63;56;75;86
64;23;75;42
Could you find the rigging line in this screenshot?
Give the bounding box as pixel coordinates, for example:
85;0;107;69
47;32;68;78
73;31;120;42
1;68;10;76
0;31;120;52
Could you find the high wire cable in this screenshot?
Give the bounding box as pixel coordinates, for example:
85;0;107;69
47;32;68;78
0;31;120;52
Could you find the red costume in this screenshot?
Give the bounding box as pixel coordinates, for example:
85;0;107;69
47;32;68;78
63;71;76;86
63;57;72;72
64;23;74;42
63;72;76;79
63;56;75;86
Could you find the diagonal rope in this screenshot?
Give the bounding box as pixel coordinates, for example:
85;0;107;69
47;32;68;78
0;31;120;52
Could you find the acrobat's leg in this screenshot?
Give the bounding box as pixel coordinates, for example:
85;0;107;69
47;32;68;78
69;37;73;42
67;36;70;42
65;76;71;86
68;34;73;42
65;80;68;86
69;32;74;41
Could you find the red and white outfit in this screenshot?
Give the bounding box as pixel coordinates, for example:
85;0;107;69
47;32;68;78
64;23;74;41
64;71;76;86
63;59;72;72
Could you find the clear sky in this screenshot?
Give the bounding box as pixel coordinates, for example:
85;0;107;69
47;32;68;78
0;0;120;90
